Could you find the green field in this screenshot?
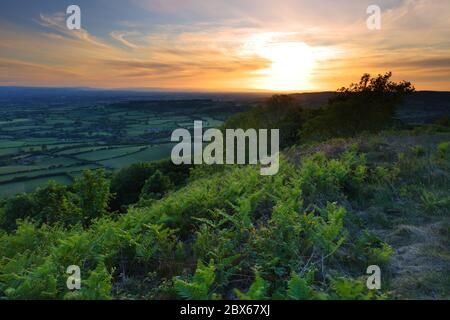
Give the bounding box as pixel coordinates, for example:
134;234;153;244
0;164;101;183
99;144;174;169
0;165;41;175
0;98;234;197
57;146;108;155
75;146;146;161
0;175;73;197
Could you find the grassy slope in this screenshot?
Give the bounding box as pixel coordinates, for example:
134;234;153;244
286;128;450;299
1;125;448;299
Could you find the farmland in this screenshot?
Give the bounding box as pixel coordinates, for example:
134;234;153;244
0;89;259;197
1;88;447;198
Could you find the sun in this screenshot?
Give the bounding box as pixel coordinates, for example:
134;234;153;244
241;33;317;91
256;41;316;91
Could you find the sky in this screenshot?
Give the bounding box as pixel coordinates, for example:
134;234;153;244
0;0;449;92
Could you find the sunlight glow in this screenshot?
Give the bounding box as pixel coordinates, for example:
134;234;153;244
259;41;316;91
243;34;317;91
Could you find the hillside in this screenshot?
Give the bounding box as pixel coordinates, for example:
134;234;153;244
0;74;449;300
0;125;448;299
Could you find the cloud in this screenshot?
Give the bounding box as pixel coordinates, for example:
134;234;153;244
110;31;139;49
0;0;449;90
102;51;270;78
386;57;450;70
37;12;108;48
0;57;86;86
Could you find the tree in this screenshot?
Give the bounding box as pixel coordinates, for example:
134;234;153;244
0;193;35;231
33;180;81;226
110;159;191;211
334;72;415;100
0;181;81;231
300;72;415;141
140;170;173;200
223;94;304;147
74;169;111;225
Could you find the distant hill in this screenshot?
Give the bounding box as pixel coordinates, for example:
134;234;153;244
0;86;269;101
1;87;448;124
398;91;450;124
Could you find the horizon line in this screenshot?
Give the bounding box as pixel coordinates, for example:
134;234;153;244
1;85;449;95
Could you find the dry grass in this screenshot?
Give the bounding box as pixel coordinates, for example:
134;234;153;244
287;127;450;299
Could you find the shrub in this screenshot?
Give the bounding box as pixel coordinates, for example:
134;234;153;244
420;190;450;216
139;170;173;200
234;271;267;300
0;181;82;231
65;262;113;300
223;95;305;148
286;272;315;300
110;160;191;211
330;277;382;300
74;169;111;225
303;203;347;256
437;142;450;159
174;260;216;300
411;145;425;157
298;149;366;204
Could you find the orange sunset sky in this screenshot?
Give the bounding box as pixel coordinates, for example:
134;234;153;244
0;0;449;92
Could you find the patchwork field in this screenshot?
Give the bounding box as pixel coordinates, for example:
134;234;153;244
0;94;253;197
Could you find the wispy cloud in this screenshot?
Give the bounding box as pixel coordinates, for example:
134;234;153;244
37;12;108;48
0;0;448;90
110;31;139;49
